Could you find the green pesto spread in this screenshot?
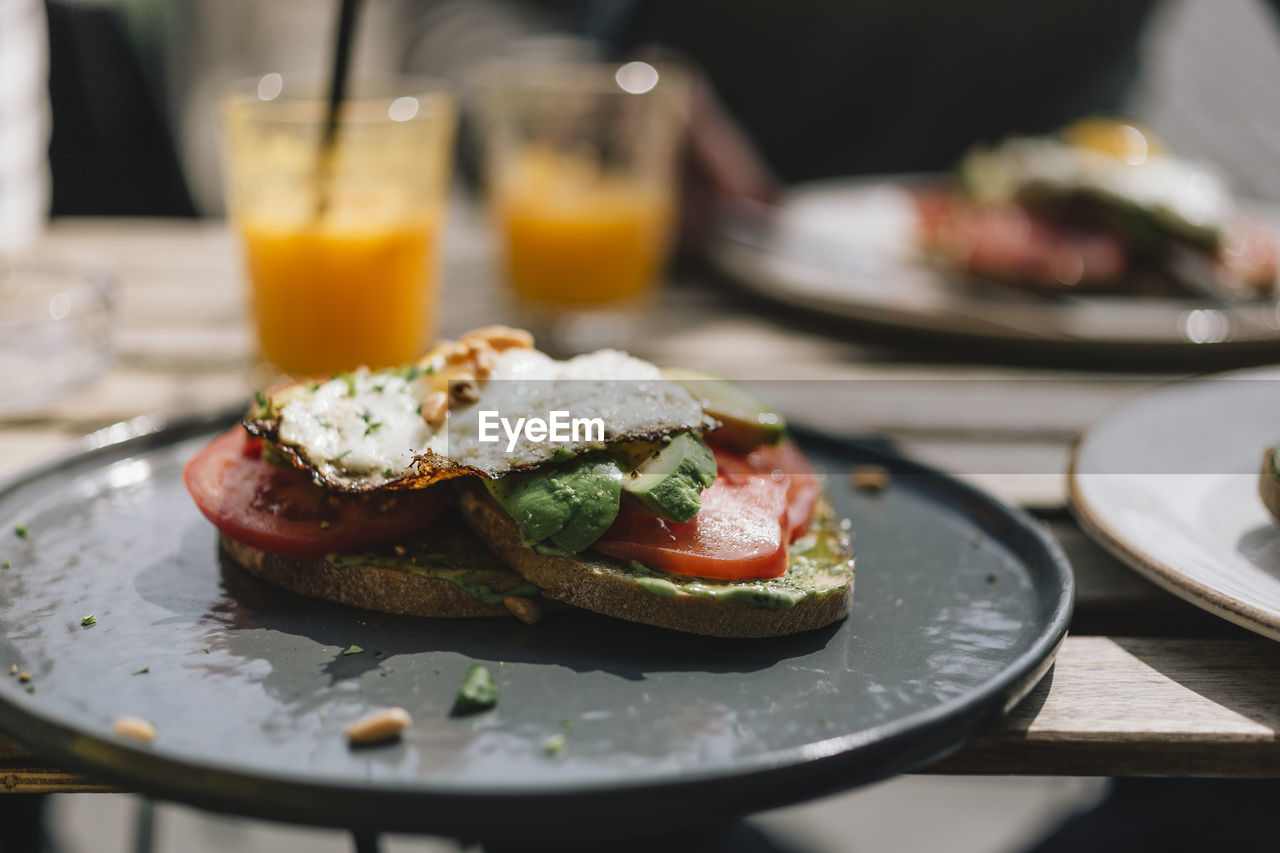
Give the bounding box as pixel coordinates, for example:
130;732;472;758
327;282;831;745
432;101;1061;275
325;518;539;606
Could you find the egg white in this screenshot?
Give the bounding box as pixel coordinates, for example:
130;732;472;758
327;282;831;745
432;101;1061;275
265;348;709;491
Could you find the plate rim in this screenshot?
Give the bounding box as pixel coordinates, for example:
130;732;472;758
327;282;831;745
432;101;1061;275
1067;366;1280;641
0;411;1075;836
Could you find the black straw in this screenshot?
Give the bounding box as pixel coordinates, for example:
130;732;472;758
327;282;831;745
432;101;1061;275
315;0;364;218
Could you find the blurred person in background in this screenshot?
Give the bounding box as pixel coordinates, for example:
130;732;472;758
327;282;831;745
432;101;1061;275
42;1;1280;232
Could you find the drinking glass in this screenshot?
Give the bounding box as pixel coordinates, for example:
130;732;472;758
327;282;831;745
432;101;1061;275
221;74;455;379
473;61;689;353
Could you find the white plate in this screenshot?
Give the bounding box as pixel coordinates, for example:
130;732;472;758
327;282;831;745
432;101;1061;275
1069;366;1280;639
708;177;1280;359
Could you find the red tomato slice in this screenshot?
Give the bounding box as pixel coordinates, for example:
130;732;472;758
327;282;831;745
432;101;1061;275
183;427;445;559
746;441;820;542
595;468;789;580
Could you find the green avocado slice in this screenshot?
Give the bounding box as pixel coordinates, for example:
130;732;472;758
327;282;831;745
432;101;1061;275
661;368;786;454
485;454;625;553
622;432;717;522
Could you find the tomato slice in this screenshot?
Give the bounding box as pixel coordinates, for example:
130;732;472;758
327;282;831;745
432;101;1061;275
595;467;789;580
594;442;822;581
183;427;446;559
746;441;820;542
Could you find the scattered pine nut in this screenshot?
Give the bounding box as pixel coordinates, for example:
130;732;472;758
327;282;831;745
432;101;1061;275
462;325;534;351
449;376;480;406
420;391;448;427
470;344;497;378
346;707;411;746
112;716;156;744
851;465;891;492
17;672;30;683
8;665;15;676
503;596;542;625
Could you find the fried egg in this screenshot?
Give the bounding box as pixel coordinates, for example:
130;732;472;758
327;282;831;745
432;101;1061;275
253;345;712;491
959;135;1235;245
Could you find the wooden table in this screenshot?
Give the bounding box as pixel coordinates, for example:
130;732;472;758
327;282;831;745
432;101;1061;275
3;214;1277;794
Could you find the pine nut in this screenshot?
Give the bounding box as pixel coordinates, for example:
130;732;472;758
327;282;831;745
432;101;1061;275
463;325;534;351
440;341;471;365
469;342;497;378
850;465;891;491
113;716;156;743
17;672;30;683
449;375;480;406
503;596;542;625
420;391;448;426
346;706;412;746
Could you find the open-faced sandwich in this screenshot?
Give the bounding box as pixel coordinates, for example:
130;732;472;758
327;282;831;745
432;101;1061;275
183;327;854;638
914;119;1278;296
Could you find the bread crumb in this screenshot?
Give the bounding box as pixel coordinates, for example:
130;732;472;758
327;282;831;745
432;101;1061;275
503;596;542;625
346;707;411;746
851;465;891;492
113;716;156;744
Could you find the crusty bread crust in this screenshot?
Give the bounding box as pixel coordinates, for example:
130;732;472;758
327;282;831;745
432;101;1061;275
220;534;527;618
457;484;854;638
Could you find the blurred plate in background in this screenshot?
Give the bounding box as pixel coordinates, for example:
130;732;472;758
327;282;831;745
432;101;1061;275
708;177;1280;366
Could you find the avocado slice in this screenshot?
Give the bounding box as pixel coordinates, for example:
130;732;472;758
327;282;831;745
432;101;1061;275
622;432;717;522
485;454;625;553
662;368;786;453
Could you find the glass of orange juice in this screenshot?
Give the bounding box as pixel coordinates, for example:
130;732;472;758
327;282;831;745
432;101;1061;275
221;74;455;380
474;61;688;353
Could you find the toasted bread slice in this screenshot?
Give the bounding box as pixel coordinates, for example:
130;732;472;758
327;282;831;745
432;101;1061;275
219;514;543;619
458;483;855;638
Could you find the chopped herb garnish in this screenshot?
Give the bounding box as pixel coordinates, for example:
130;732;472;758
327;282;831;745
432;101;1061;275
338;372;358;397
334;450;351;461
23;684;33;695
373;384;385;393
372;650;385;661
14;524;27;539
80;614;96;627
560;719;574;733
383;468;395;479
543;733;567;756
133;667;150;675
2;559;9;569
451;664;497;715
363;422;382;436
202;648;211;654
254;390;267;408
415;403;423;415
342;645;364;656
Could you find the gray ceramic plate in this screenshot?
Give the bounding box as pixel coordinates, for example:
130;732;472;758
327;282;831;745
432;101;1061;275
709;178;1280;365
0;413;1071;839
1071;366;1280;640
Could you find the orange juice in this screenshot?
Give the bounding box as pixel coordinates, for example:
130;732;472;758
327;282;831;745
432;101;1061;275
494;151;674;305
239;215;437;376
220;76;456;378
